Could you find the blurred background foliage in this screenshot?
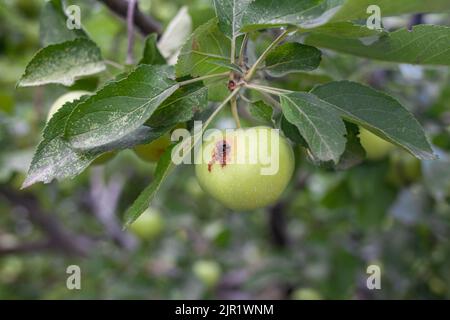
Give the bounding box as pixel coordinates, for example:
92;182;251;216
0;0;450;299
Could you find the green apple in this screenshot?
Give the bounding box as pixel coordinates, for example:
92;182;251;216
129;207;164;240
359;127;395;160
47;90;91;122
133;134;171;162
133;124;185;162
291;288;322;300
195;126;294;211
192;260;221;288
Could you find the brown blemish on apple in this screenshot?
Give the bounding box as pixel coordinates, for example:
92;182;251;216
208;140;231;172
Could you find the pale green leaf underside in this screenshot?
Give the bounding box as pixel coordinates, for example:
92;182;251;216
147;83;208;128
65;65;179;149
305;25;450;66
312;81;435;160
18;38;105;87
265;42;322;77
280;92;347;163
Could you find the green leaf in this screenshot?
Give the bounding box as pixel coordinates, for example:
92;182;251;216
249;100;274;124
280;92;347;163
18;38;105;87
176;18;230;77
176;18;232;100
305;25;450;66
213;0;251;39
139;34;166;65
40;0;87;46
241;0;345;32
64;65;179;149
265;42;322;77
312;81;435;160
123;145;176;228
23;94;170;188
146;82;208;128
331;0;450;22
307;21;384;38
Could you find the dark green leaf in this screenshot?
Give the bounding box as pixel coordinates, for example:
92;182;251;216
265;42;322;77
123;144;176;228
280;92;346;163
18;38;105;87
147;82;208;128
23;93;170;188
312;81;435;159
331;0;450;22
335;122;366;170
280;115;308;147
139;34;166;65
241;0;344;32
64;65;179;149
213;0;251;39
249;100;274;124
305;25;450;66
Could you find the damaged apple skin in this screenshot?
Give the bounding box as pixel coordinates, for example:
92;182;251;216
195;126;295;211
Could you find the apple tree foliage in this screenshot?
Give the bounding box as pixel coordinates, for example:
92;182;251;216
17;0;450;227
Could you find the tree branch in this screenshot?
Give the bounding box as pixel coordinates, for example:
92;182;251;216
98;0;162;36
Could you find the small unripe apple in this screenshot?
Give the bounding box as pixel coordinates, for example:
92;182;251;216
291;288;322;300
192;260;221;288
129;207;164;240
359;127;395;160
195;126;294;211
133;134;171;162
133;124;185;162
47;90;91;122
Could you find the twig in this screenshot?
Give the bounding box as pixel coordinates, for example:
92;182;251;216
98;0;162;36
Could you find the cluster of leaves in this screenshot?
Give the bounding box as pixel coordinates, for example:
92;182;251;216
18;0;450;227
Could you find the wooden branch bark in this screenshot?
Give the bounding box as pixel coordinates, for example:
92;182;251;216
98;0;162;36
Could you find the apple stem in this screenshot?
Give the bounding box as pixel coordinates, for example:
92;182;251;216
230;96;241;128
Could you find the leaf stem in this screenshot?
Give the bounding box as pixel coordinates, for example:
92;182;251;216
177;72;229;86
173;88;241;157
244;29;292;81
230;96;241;128
244;83;292;95
238;33;249;67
